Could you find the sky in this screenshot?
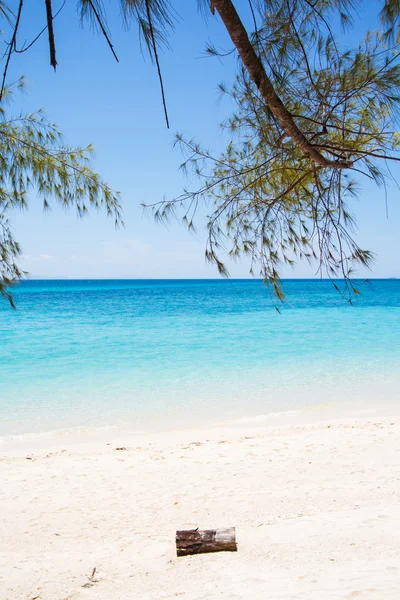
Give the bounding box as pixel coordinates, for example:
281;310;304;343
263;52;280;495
4;0;400;279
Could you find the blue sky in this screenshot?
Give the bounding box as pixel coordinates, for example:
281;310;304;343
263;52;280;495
5;0;400;278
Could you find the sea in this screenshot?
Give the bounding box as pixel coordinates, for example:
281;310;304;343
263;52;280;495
0;279;399;438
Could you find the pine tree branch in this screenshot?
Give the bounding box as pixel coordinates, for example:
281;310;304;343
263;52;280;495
45;0;57;70
145;0;170;128
211;0;352;169
0;0;24;102
86;0;119;62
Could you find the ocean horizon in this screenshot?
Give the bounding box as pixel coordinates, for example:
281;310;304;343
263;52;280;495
1;278;399;438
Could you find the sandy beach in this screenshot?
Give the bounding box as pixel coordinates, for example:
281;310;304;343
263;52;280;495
1;416;399;599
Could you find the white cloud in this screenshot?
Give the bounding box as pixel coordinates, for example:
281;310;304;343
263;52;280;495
21;253;56;263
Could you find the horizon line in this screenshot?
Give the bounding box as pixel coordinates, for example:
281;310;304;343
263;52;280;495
20;276;398;281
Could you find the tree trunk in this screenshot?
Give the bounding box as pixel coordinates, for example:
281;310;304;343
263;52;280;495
176;527;237;556
212;0;351;170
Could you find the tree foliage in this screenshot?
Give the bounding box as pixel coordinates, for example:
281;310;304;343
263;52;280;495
1;1;400;304
0;80;121;306
147;1;400;299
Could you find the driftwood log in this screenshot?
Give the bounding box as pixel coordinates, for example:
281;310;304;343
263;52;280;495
176;527;237;557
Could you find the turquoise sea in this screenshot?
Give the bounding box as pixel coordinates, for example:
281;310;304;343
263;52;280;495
0;279;399;437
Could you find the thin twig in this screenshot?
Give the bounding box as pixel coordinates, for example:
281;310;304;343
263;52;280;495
14;0;66;54
145;0;170;128
0;0;24;103
87;0;119;62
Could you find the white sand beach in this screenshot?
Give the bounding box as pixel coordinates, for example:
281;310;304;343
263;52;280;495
1;416;400;599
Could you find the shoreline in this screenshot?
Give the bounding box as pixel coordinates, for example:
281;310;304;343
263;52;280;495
1;398;399;454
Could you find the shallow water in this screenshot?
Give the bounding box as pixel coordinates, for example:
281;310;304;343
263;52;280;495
0;279;399;436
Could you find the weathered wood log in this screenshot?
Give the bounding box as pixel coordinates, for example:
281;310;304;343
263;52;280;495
176;527;237;557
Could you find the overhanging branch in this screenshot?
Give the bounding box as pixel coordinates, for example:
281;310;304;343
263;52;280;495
212;0;352;170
